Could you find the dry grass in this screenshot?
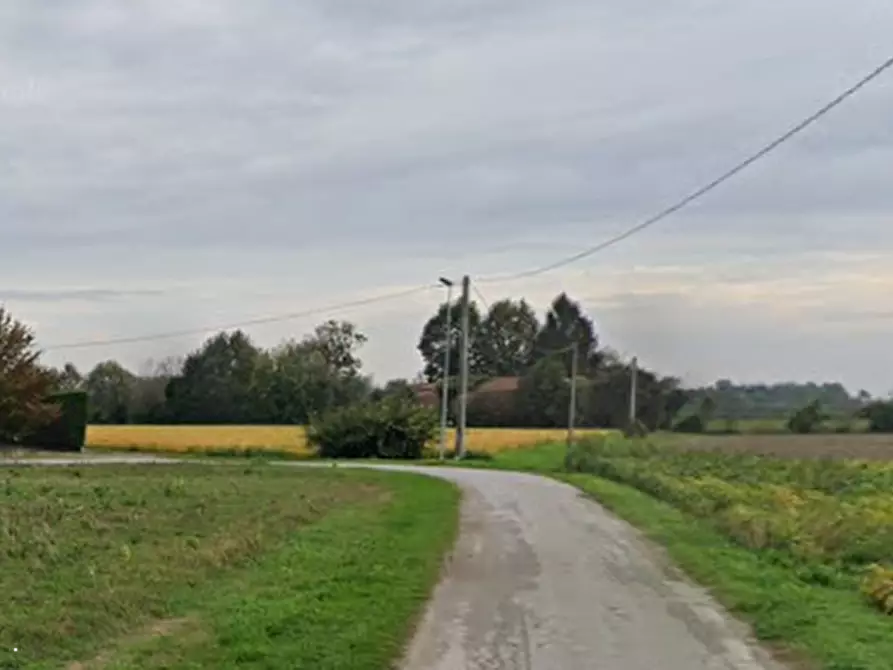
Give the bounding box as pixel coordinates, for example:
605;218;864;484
87;424;612;456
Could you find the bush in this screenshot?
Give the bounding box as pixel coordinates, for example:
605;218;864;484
864;401;893;433
21;391;88;451
308;397;437;460
787;400;826;434
672;414;705;433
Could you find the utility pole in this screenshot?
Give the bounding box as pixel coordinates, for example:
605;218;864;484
438;278;454;461
629;356;638;427
567;342;578;448
455;275;471;460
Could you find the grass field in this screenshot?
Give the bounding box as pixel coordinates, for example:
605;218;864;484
86;424;610;456
0;464;458;670
478;438;893;669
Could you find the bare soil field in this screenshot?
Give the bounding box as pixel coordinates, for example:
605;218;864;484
657;432;893;460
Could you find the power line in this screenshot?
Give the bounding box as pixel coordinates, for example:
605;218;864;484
43;284;436;351
478;54;893;284
472;284;491;312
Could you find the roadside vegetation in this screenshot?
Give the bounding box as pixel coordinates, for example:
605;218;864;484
480;436;893;669
0;464;458;670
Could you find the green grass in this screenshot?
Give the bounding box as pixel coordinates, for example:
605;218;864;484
0;464;459;670
471;440;893;669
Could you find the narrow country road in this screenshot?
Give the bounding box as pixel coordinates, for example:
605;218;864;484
2;457;784;669
376;466;784;670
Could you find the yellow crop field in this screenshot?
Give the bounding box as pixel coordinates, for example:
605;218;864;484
87;425;610;456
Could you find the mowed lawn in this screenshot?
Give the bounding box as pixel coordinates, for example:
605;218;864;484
0;464;459;670
86;424;612;456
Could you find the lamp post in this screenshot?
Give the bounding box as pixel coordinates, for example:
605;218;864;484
438;277;454;460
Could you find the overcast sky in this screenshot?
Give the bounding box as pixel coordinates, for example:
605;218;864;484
2;1;892;393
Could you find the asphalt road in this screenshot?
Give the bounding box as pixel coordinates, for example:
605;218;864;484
2;457;784;669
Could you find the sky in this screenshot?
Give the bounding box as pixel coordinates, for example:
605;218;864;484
2;1;893;393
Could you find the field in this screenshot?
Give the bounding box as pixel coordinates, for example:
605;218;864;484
0;464;458;670
86;424;610;456
658;431;893;460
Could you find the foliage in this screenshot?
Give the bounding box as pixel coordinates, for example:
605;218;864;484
533;293;600;376
864;400;893;433
0;307;57;443
417;299;483;382
787;399;827;434
21;391;88;451
86;360;136;424
687;379;864;421
475;299;540;376
308;397;437;459
516;357;572;427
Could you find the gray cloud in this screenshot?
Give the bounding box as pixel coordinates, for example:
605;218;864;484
2;0;893;392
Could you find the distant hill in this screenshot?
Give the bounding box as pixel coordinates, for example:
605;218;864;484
686;380;869;420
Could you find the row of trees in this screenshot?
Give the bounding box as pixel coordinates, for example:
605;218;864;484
418;293;687;430
50;321;375;425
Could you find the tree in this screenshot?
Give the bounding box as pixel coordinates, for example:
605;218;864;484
49;363;84;392
787;399;826;434
86;361;136;424
304;320;367;378
533;293;600;376
417;300;483;382
0;307;56;443
516;357;573;427
475;299;540;377
164;331;261;424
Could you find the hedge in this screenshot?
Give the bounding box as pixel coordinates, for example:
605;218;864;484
22;391;88;451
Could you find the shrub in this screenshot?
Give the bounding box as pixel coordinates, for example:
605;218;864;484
672;414;705;433
864;401;893;433
308;397;437;460
21;391;88;451
787;400;826;434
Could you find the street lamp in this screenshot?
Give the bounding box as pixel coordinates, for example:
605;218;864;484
438;277;454;461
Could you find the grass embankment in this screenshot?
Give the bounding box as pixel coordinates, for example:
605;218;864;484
0;464;458;670
484;438;893;670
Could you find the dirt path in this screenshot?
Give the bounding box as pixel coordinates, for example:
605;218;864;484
1;457;785;669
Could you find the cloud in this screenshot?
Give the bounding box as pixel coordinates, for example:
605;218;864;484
1;0;892;392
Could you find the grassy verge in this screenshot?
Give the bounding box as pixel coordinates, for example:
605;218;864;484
476;441;893;669
0;464;458;670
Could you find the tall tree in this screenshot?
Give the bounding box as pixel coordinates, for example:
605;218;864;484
476;299;540;377
164;331;261;424
303;320;367;378
0;307;56;442
86;361;136;424
49;363;84;392
516;356;573;427
417;300;483;382
533;293;600;375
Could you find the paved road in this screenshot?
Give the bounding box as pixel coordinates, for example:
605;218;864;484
384;466;783;670
2;457;783;669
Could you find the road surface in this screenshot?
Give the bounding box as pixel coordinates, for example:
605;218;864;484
2;457;783;669
386;466;783;670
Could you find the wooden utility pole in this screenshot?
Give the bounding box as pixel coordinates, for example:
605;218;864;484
455;275;470;459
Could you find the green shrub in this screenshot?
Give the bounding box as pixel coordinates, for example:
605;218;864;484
672;414;705;433
864;401;893;433
22;391;88;451
787;400;826;434
308;398;437;460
